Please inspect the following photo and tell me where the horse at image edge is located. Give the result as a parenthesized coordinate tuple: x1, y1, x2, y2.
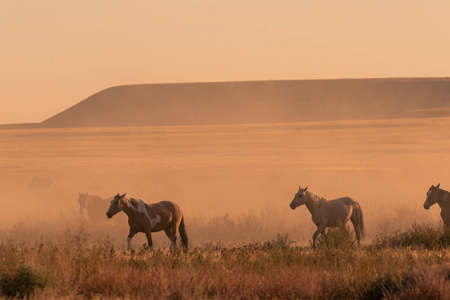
(424, 183, 450, 227)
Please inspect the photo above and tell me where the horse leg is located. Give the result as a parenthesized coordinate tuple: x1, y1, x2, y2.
(145, 230, 154, 251)
(312, 225, 327, 247)
(164, 227, 177, 250)
(441, 211, 450, 228)
(350, 218, 361, 244)
(444, 219, 450, 228)
(127, 229, 136, 251)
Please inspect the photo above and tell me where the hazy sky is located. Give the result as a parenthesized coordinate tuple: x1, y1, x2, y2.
(1, 1, 449, 124)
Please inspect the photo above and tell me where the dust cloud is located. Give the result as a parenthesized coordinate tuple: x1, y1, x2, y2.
(0, 116, 448, 248)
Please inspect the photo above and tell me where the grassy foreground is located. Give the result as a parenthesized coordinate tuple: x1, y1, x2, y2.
(1, 226, 450, 299)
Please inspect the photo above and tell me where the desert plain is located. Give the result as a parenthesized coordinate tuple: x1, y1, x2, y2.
(0, 116, 447, 245)
(1, 80, 450, 298)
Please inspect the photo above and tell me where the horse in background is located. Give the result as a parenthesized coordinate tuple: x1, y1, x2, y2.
(106, 193, 188, 251)
(290, 186, 365, 247)
(424, 183, 450, 227)
(28, 176, 56, 191)
(78, 192, 113, 222)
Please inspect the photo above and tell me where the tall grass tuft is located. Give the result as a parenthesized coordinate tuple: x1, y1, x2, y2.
(376, 223, 450, 249)
(1, 221, 450, 298)
(0, 265, 49, 299)
(315, 223, 357, 250)
(263, 233, 291, 250)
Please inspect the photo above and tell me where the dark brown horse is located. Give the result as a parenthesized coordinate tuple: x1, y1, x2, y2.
(106, 193, 188, 251)
(424, 183, 450, 227)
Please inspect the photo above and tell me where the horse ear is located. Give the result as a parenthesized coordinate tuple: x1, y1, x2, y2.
(437, 183, 440, 188)
(299, 185, 301, 189)
(121, 193, 126, 198)
(115, 193, 120, 198)
(304, 186, 308, 191)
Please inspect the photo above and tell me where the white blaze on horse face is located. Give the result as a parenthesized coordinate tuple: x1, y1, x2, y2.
(425, 190, 430, 206)
(424, 188, 438, 209)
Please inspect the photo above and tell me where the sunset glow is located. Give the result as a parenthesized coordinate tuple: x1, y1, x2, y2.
(1, 1, 449, 123)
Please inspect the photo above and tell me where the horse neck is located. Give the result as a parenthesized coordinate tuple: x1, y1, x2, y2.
(86, 195, 97, 204)
(304, 191, 327, 216)
(437, 189, 450, 208)
(120, 199, 135, 218)
(85, 195, 103, 209)
(90, 195, 103, 201)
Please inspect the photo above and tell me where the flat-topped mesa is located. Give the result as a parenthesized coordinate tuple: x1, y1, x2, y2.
(40, 78, 450, 128)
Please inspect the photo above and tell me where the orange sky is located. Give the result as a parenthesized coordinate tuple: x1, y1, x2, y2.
(1, 1, 449, 124)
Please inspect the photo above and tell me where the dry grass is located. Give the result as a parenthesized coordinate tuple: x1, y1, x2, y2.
(1, 223, 450, 299)
(1, 119, 450, 298)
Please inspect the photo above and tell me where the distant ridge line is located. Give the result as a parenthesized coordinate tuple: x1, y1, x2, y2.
(5, 78, 450, 129)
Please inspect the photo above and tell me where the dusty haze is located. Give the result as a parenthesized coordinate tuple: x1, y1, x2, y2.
(1, 110, 448, 247)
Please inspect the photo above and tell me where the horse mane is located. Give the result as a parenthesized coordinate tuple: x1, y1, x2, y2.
(305, 190, 328, 205)
(439, 188, 450, 204)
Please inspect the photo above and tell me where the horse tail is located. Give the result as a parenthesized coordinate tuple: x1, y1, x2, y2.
(179, 217, 189, 251)
(354, 203, 365, 240)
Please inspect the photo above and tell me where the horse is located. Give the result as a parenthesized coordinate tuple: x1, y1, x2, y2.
(78, 192, 113, 221)
(424, 183, 450, 227)
(106, 193, 188, 251)
(28, 176, 56, 191)
(289, 186, 365, 247)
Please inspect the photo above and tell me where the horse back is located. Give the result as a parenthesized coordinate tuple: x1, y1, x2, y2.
(152, 201, 182, 217)
(327, 196, 358, 207)
(147, 201, 183, 231)
(324, 197, 359, 226)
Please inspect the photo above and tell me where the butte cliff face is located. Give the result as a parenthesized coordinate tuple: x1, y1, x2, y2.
(39, 78, 450, 128)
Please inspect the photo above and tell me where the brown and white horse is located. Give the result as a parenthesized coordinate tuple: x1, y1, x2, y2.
(290, 186, 365, 247)
(106, 193, 188, 251)
(78, 192, 113, 221)
(424, 183, 450, 227)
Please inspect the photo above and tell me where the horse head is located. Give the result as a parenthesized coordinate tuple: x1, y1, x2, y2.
(78, 192, 88, 215)
(424, 183, 440, 209)
(290, 186, 308, 210)
(106, 193, 127, 218)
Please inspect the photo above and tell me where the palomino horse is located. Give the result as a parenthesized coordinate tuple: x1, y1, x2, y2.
(290, 186, 365, 247)
(78, 192, 113, 221)
(424, 183, 450, 227)
(106, 193, 188, 251)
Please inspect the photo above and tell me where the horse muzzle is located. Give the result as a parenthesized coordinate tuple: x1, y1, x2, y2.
(424, 204, 430, 210)
(106, 212, 113, 218)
